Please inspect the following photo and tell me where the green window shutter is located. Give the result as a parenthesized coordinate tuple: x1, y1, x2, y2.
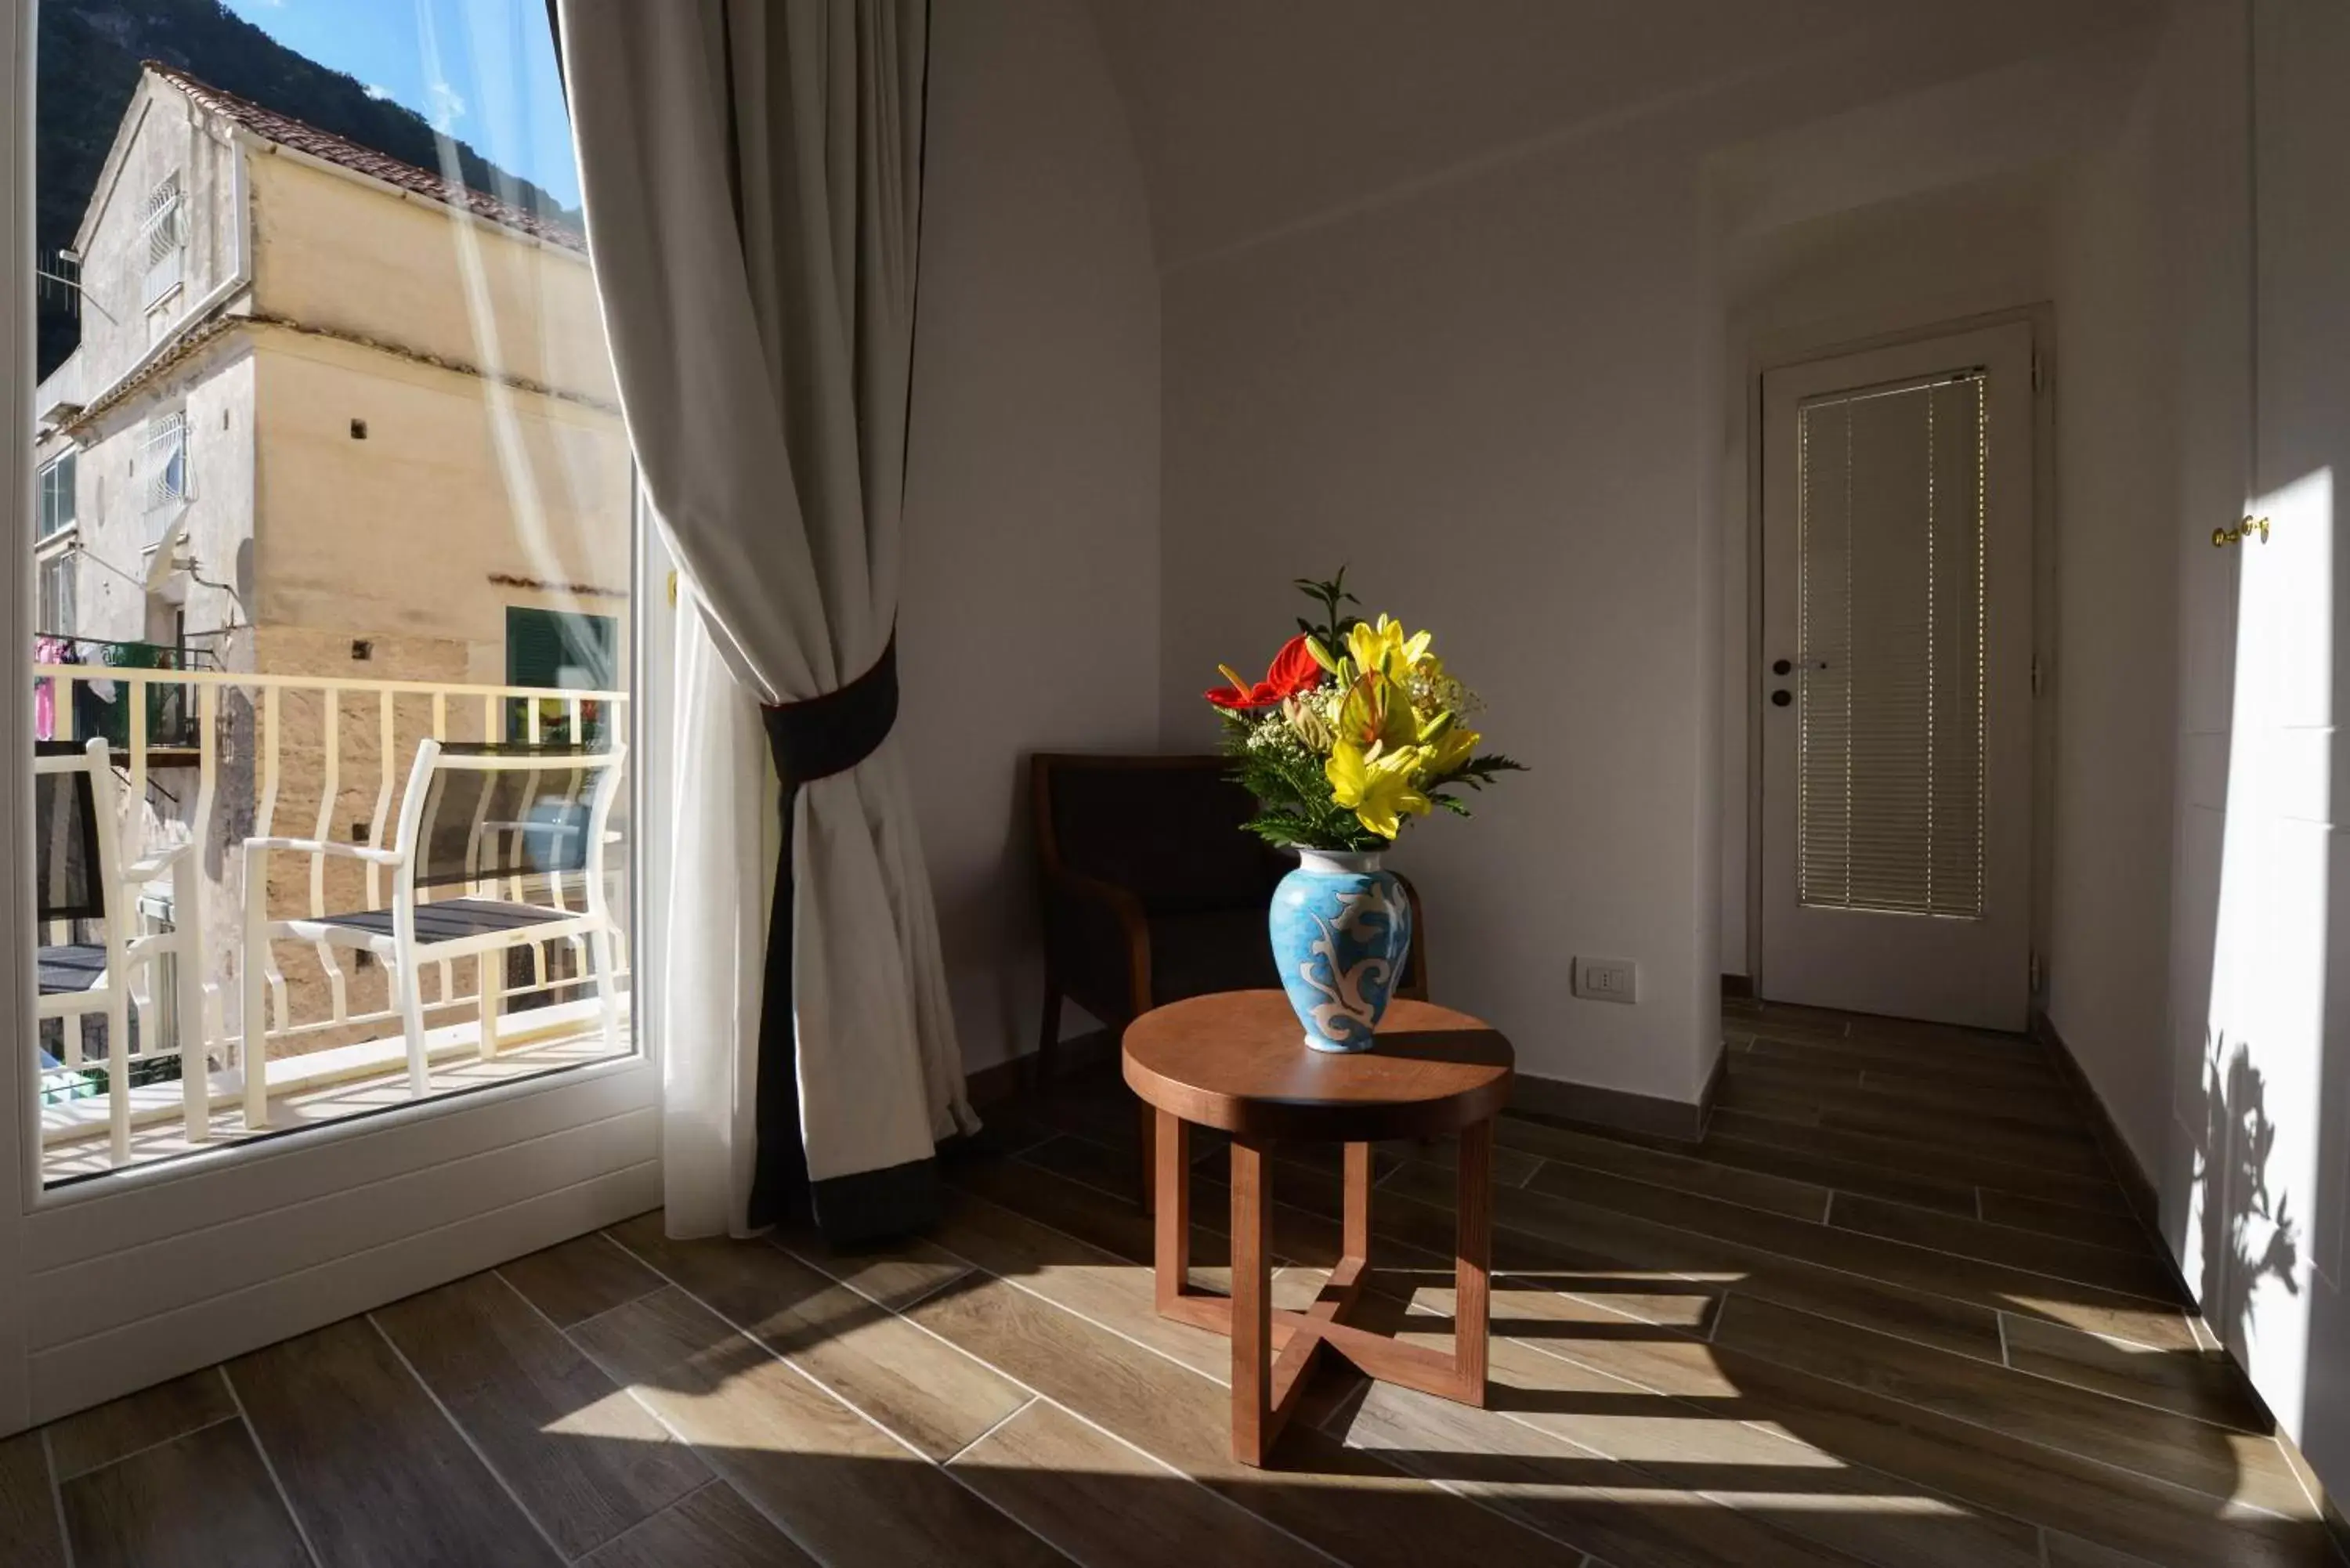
(504, 608, 619, 744)
(505, 607, 616, 689)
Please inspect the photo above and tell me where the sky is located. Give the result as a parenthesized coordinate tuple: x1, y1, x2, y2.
(220, 0, 580, 208)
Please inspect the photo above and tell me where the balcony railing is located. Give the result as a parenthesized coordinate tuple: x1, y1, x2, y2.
(33, 661, 633, 1173)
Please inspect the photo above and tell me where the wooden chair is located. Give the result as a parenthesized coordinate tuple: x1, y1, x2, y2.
(1030, 752, 1429, 1210)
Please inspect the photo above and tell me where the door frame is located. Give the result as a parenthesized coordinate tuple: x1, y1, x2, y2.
(2, 0, 34, 1435)
(1740, 305, 2058, 1021)
(0, 0, 667, 1433)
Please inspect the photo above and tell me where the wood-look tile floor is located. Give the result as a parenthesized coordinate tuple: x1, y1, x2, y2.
(8, 999, 2345, 1567)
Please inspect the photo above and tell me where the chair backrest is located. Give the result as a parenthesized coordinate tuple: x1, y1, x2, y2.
(1032, 753, 1280, 912)
(33, 738, 112, 924)
(391, 739, 627, 898)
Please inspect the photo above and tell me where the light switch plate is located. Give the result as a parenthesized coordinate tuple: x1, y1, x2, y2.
(1574, 956, 1639, 1004)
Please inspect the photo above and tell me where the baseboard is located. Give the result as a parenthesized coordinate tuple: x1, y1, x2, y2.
(1721, 974, 1755, 999)
(980, 1022, 1730, 1147)
(964, 1056, 1023, 1111)
(2029, 1010, 2163, 1237)
(1510, 1041, 1725, 1143)
(2031, 1010, 2350, 1552)
(966, 1028, 1119, 1111)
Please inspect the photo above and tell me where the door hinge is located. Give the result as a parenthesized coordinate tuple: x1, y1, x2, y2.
(2031, 654, 2044, 696)
(2032, 351, 2047, 394)
(2029, 950, 2045, 995)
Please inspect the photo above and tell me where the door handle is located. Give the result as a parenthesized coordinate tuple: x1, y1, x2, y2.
(2214, 515, 2271, 547)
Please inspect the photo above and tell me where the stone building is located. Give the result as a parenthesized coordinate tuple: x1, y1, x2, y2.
(30, 64, 631, 1061)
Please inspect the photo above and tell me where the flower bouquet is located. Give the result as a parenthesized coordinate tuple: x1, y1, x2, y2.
(1208, 570, 1522, 1051)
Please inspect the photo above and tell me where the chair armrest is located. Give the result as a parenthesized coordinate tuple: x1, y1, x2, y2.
(1040, 869, 1152, 1022)
(122, 840, 196, 881)
(243, 837, 407, 867)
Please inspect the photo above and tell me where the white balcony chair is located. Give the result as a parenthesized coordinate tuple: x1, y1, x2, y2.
(240, 739, 628, 1128)
(37, 737, 208, 1163)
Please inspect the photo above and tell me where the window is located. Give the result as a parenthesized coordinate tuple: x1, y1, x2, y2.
(24, 9, 642, 1189)
(506, 607, 619, 744)
(143, 410, 187, 517)
(142, 171, 183, 305)
(1795, 373, 1987, 919)
(37, 551, 75, 635)
(35, 452, 74, 540)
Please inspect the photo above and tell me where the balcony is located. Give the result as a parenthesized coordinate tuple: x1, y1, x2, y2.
(33, 659, 634, 1185)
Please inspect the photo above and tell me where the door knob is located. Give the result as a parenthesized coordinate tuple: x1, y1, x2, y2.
(1772, 658, 1792, 677)
(1770, 690, 1791, 707)
(2214, 515, 2271, 547)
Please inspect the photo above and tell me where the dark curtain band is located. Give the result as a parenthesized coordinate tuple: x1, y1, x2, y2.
(749, 637, 935, 1241)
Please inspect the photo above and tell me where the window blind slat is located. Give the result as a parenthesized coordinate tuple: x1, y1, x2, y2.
(1795, 374, 1987, 919)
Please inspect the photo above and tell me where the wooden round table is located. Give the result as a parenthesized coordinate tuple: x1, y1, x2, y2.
(1122, 990, 1514, 1466)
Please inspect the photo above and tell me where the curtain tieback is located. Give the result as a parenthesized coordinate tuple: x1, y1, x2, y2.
(750, 636, 915, 1239)
(762, 635, 899, 783)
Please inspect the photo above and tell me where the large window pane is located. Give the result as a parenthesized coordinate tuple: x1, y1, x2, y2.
(30, 0, 634, 1181)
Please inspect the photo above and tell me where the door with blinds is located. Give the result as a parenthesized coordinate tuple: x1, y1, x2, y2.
(1759, 322, 2036, 1031)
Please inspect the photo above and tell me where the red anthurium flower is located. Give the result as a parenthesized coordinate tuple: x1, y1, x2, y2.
(1206, 634, 1326, 710)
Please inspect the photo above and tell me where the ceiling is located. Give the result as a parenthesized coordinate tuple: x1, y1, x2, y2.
(1084, 0, 2164, 269)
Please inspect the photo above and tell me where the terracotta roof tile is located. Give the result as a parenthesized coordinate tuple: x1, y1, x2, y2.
(143, 62, 584, 252)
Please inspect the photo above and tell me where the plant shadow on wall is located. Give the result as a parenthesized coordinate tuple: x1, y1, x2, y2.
(2196, 1031, 2303, 1360)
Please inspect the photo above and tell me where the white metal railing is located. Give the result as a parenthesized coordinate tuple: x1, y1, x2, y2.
(34, 663, 632, 1168)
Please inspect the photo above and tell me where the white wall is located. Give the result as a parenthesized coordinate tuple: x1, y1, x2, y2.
(898, 0, 1160, 1074)
(2039, 0, 2350, 1496)
(1155, 30, 2147, 1107)
(2045, 62, 2178, 1174)
(1159, 123, 1721, 1104)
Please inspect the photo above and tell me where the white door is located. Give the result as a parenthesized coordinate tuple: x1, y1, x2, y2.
(1758, 323, 2037, 1031)
(0, 0, 667, 1433)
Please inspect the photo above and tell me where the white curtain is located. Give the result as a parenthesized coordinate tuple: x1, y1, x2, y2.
(557, 0, 972, 1238)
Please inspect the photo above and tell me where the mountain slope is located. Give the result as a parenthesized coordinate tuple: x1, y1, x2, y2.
(35, 0, 578, 379)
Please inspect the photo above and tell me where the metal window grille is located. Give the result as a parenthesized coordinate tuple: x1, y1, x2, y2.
(144, 412, 188, 515)
(143, 172, 183, 305)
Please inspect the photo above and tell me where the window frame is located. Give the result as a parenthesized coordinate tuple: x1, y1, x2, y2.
(33, 448, 70, 540)
(0, 0, 667, 1431)
(33, 542, 71, 635)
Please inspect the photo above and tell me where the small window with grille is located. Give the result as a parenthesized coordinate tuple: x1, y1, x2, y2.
(143, 411, 188, 517)
(143, 171, 183, 305)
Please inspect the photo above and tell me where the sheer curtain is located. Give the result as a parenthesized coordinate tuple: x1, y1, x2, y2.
(555, 0, 971, 1241)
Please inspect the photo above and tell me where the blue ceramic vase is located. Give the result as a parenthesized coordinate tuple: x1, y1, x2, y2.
(1269, 850, 1413, 1053)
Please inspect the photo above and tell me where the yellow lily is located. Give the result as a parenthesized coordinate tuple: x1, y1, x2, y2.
(1327, 739, 1434, 840)
(1421, 721, 1480, 779)
(1346, 615, 1434, 686)
(1338, 669, 1419, 752)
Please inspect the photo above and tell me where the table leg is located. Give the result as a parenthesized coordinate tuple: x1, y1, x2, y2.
(1154, 1110, 1190, 1314)
(1455, 1116, 1493, 1407)
(1231, 1137, 1272, 1465)
(1139, 1100, 1157, 1217)
(1343, 1141, 1372, 1263)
